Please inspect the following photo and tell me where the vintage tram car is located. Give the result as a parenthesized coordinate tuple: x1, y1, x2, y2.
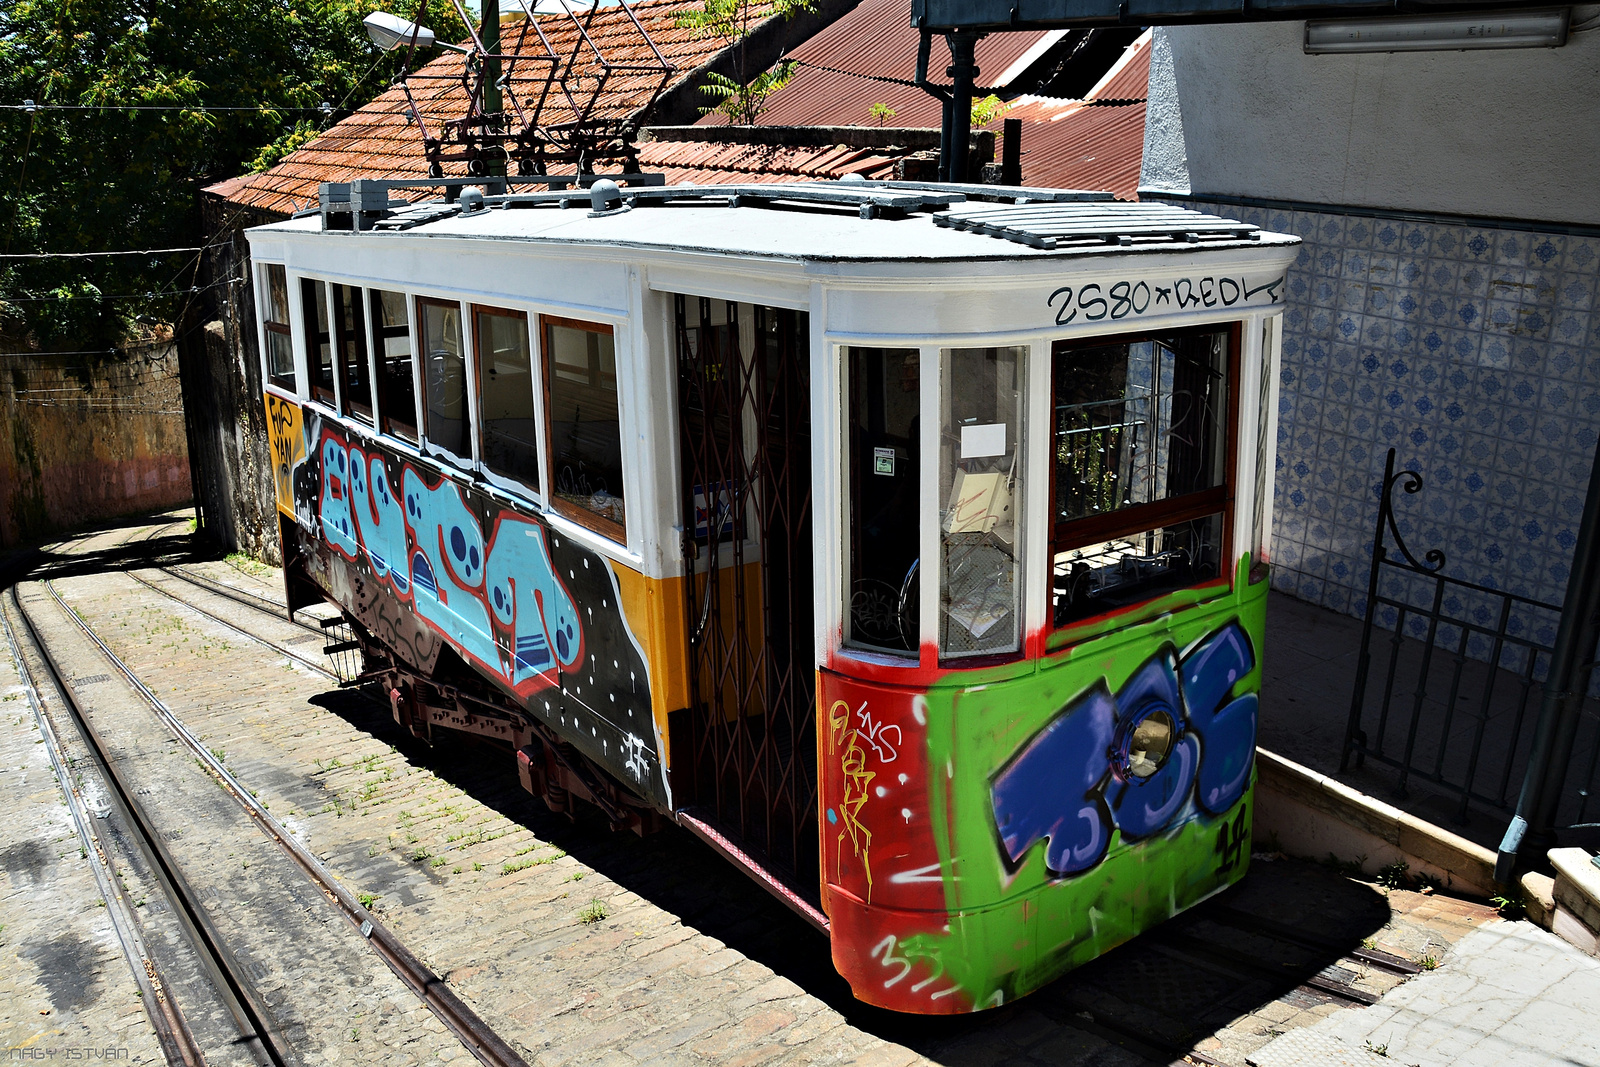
(249, 178, 1297, 1013)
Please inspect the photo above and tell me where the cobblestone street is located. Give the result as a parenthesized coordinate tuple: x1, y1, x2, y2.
(1, 515, 1513, 1066)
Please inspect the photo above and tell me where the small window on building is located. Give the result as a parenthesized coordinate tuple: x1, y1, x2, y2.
(1051, 327, 1234, 629)
(332, 284, 372, 424)
(543, 317, 625, 539)
(844, 346, 920, 656)
(939, 345, 1024, 659)
(370, 289, 417, 442)
(475, 306, 538, 491)
(418, 297, 470, 461)
(301, 279, 334, 407)
(261, 264, 294, 392)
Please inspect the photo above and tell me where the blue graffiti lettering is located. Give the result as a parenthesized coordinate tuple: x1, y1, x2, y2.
(989, 621, 1258, 877)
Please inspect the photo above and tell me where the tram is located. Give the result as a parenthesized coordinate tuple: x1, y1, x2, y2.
(248, 177, 1298, 1013)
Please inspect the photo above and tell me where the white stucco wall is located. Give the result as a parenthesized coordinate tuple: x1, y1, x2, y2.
(1141, 12, 1600, 224)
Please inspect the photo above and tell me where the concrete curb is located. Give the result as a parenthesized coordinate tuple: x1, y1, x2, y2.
(1253, 747, 1499, 898)
(1550, 847, 1600, 956)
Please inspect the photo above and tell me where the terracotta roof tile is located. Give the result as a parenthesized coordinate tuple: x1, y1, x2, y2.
(207, 0, 767, 215)
(634, 137, 903, 183)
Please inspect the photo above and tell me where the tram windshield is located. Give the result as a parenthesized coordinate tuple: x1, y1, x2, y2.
(845, 347, 921, 655)
(938, 346, 1024, 659)
(1051, 327, 1232, 628)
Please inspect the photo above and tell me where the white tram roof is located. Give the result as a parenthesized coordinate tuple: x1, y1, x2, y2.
(256, 181, 1299, 266)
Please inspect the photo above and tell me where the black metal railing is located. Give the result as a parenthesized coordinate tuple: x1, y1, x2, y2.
(1342, 449, 1600, 828)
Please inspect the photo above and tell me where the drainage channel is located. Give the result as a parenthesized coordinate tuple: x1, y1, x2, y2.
(29, 576, 530, 1067)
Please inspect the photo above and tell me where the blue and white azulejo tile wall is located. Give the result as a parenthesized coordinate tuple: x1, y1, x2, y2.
(1169, 199, 1600, 626)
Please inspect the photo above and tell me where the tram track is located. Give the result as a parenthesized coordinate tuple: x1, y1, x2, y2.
(126, 539, 1418, 1065)
(8, 569, 531, 1067)
(13, 517, 1459, 1067)
(4, 586, 292, 1067)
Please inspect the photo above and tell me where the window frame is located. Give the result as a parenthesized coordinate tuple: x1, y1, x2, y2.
(259, 263, 296, 394)
(472, 303, 544, 501)
(369, 286, 421, 442)
(301, 278, 336, 409)
(414, 295, 476, 471)
(1046, 322, 1242, 640)
(330, 282, 374, 424)
(541, 313, 625, 543)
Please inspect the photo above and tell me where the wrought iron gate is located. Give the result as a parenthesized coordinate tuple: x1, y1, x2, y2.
(1342, 449, 1600, 829)
(674, 296, 818, 897)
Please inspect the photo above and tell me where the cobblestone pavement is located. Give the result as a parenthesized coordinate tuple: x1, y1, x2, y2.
(1, 515, 1524, 1066)
(0, 526, 163, 1063)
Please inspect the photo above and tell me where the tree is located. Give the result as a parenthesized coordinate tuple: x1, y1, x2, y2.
(676, 0, 815, 126)
(0, 0, 468, 351)
(868, 102, 895, 127)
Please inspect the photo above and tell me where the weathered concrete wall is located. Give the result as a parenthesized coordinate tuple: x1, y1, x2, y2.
(183, 196, 283, 565)
(1141, 16, 1600, 224)
(0, 344, 191, 548)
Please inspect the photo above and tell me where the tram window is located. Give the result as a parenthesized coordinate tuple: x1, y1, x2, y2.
(543, 317, 625, 539)
(1051, 328, 1232, 629)
(418, 298, 470, 461)
(370, 289, 417, 442)
(475, 306, 539, 491)
(260, 265, 294, 392)
(301, 279, 334, 406)
(332, 284, 372, 424)
(844, 346, 920, 656)
(939, 346, 1024, 659)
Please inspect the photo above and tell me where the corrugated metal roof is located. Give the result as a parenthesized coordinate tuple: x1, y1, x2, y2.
(700, 0, 1051, 130)
(635, 138, 903, 183)
(985, 33, 1150, 199)
(1084, 29, 1151, 102)
(207, 0, 772, 216)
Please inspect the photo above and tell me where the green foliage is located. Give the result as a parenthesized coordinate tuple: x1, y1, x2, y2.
(1490, 889, 1527, 921)
(248, 119, 321, 173)
(868, 102, 895, 127)
(970, 93, 1010, 128)
(577, 898, 608, 924)
(1376, 860, 1410, 889)
(0, 0, 469, 349)
(677, 0, 815, 126)
(696, 63, 796, 126)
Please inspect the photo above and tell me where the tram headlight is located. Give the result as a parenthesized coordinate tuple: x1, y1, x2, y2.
(1123, 709, 1176, 779)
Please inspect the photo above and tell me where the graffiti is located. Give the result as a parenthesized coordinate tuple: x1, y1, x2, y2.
(622, 733, 649, 783)
(1215, 806, 1249, 873)
(1047, 273, 1285, 326)
(830, 699, 877, 901)
(854, 702, 901, 763)
(276, 414, 666, 807)
(264, 394, 304, 518)
(990, 620, 1258, 879)
(870, 936, 961, 999)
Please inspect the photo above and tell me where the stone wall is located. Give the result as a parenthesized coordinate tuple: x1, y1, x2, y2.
(0, 344, 192, 548)
(182, 196, 283, 564)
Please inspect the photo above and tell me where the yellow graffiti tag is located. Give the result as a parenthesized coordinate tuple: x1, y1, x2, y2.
(264, 394, 303, 518)
(831, 699, 875, 902)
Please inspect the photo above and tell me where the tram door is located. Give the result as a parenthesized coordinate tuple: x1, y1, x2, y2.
(674, 296, 818, 898)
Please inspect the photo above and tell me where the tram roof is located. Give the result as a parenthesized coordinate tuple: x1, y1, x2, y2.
(256, 181, 1299, 266)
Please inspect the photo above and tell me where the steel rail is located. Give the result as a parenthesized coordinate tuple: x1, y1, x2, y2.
(124, 570, 336, 678)
(8, 586, 291, 1066)
(39, 577, 531, 1067)
(0, 598, 208, 1066)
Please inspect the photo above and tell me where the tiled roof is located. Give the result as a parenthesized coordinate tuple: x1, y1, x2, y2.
(988, 32, 1151, 199)
(635, 138, 903, 183)
(701, 0, 1051, 130)
(207, 0, 771, 216)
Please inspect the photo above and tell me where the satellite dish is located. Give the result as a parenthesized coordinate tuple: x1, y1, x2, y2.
(364, 11, 437, 51)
